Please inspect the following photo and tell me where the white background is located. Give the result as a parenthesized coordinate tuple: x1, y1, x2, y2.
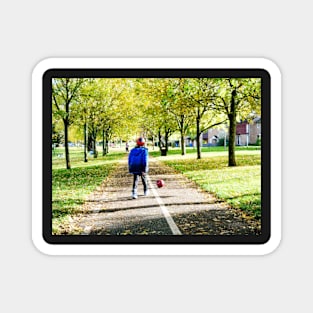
(1, 0, 311, 312)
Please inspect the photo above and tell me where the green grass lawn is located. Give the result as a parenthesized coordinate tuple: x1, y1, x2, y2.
(52, 145, 261, 234)
(155, 149, 261, 219)
(52, 148, 125, 234)
(149, 145, 260, 158)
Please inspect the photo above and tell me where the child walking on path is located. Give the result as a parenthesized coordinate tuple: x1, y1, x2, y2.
(128, 137, 149, 199)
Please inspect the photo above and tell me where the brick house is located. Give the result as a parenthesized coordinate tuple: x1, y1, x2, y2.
(202, 128, 226, 146)
(201, 117, 261, 146)
(236, 117, 261, 146)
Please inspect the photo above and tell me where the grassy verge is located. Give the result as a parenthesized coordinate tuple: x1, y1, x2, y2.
(158, 152, 261, 219)
(52, 149, 125, 234)
(149, 145, 260, 158)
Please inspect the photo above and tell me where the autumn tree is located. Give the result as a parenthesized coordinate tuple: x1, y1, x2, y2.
(185, 78, 227, 159)
(81, 79, 123, 157)
(214, 78, 261, 166)
(52, 78, 86, 169)
(98, 78, 140, 155)
(166, 78, 195, 155)
(137, 78, 177, 155)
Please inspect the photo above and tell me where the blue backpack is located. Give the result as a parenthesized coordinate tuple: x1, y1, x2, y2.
(128, 147, 149, 174)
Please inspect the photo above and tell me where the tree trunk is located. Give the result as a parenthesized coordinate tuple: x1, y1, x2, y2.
(105, 133, 109, 154)
(102, 130, 106, 156)
(196, 116, 201, 159)
(84, 123, 88, 162)
(93, 144, 97, 158)
(165, 129, 170, 152)
(158, 130, 162, 151)
(88, 134, 93, 152)
(181, 132, 186, 155)
(179, 115, 186, 156)
(92, 129, 97, 158)
(103, 131, 108, 155)
(64, 118, 71, 169)
(228, 91, 237, 166)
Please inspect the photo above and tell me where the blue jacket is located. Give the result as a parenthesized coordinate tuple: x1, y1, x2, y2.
(128, 146, 149, 174)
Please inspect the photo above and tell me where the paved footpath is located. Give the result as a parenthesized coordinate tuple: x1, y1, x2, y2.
(73, 157, 260, 235)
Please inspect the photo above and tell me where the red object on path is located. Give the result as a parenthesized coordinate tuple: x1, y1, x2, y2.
(156, 179, 165, 188)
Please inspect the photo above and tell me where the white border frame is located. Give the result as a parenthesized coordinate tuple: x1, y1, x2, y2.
(32, 58, 281, 255)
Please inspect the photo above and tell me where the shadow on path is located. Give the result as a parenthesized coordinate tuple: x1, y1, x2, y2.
(71, 157, 261, 236)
